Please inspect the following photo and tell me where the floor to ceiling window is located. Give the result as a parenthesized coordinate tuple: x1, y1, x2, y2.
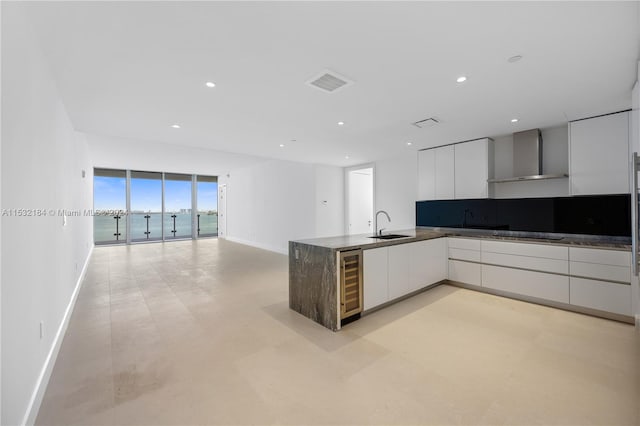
(130, 171, 163, 242)
(93, 168, 218, 245)
(164, 173, 193, 240)
(197, 175, 218, 237)
(94, 168, 127, 244)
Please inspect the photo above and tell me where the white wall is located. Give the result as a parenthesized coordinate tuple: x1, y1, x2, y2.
(314, 165, 344, 238)
(492, 125, 570, 198)
(1, 3, 93, 425)
(374, 151, 418, 231)
(225, 159, 344, 253)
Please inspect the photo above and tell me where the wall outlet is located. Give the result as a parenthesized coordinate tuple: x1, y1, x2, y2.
(39, 321, 44, 339)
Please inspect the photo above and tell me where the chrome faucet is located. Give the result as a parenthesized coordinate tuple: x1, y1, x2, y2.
(374, 210, 391, 236)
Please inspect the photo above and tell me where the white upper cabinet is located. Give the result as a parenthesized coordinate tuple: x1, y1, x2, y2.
(418, 139, 491, 201)
(569, 111, 630, 195)
(418, 145, 454, 201)
(417, 148, 436, 200)
(434, 145, 455, 200)
(455, 138, 492, 199)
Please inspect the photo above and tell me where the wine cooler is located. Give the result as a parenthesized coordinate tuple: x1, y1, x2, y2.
(340, 249, 363, 319)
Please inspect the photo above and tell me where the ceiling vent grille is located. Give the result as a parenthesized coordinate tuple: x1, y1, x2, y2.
(412, 117, 440, 128)
(306, 70, 353, 93)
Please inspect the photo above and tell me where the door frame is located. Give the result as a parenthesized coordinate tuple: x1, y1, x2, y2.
(218, 183, 227, 238)
(344, 163, 376, 235)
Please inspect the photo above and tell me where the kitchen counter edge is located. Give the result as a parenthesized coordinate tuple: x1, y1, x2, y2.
(291, 228, 631, 252)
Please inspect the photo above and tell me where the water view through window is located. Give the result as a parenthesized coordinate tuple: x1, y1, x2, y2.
(93, 169, 218, 245)
(197, 175, 218, 237)
(164, 173, 192, 239)
(131, 171, 162, 241)
(94, 169, 127, 244)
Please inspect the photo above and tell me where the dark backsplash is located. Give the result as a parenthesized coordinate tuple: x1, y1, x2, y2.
(416, 194, 631, 237)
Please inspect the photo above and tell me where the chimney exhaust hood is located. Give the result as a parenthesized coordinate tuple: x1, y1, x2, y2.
(488, 128, 568, 183)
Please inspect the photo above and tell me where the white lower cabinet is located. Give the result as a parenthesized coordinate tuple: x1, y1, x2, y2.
(449, 259, 481, 286)
(481, 264, 570, 303)
(448, 237, 481, 251)
(570, 262, 630, 283)
(363, 238, 448, 311)
(481, 240, 569, 274)
(482, 251, 568, 275)
(409, 238, 447, 292)
(479, 240, 570, 303)
(363, 247, 388, 310)
(569, 277, 631, 316)
(447, 237, 481, 286)
(366, 237, 631, 319)
(388, 244, 412, 300)
(569, 247, 631, 283)
(568, 247, 632, 316)
(481, 240, 568, 260)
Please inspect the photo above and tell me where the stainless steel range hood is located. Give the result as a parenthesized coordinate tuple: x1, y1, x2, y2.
(488, 128, 568, 183)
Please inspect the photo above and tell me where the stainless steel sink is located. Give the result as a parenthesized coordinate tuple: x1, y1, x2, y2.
(368, 234, 410, 240)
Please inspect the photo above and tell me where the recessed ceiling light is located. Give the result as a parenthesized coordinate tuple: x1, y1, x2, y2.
(456, 76, 467, 83)
(511, 118, 519, 123)
(407, 142, 413, 146)
(338, 121, 345, 126)
(345, 155, 350, 159)
(171, 124, 181, 129)
(205, 81, 216, 88)
(508, 55, 523, 63)
(279, 144, 285, 148)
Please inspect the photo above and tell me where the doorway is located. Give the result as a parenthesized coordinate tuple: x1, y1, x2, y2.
(196, 175, 219, 237)
(346, 165, 374, 235)
(218, 184, 227, 238)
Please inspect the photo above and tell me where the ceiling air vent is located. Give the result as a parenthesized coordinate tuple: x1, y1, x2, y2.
(412, 118, 440, 128)
(306, 70, 353, 93)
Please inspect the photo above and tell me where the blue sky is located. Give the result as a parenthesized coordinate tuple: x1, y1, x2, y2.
(94, 176, 217, 212)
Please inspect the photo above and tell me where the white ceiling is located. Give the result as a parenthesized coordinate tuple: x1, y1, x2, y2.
(24, 1, 640, 167)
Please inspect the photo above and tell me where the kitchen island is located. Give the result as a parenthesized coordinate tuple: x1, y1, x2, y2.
(289, 228, 634, 331)
(289, 229, 446, 331)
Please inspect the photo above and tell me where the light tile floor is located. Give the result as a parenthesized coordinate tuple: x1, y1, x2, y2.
(36, 239, 640, 425)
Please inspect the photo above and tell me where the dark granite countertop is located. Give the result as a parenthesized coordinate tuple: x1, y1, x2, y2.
(292, 227, 631, 251)
(293, 229, 444, 251)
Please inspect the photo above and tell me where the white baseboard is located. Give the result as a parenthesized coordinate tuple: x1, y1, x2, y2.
(23, 246, 94, 426)
(224, 236, 288, 255)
